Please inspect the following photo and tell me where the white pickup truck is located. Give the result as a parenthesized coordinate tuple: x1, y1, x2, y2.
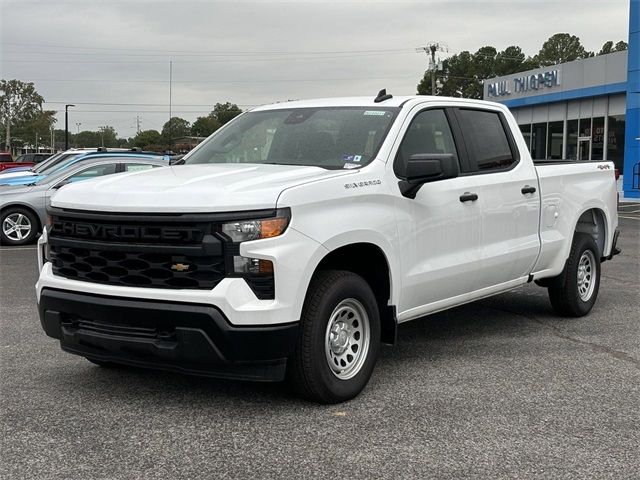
(36, 92, 620, 403)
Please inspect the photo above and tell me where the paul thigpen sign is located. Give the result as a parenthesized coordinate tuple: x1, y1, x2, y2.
(487, 70, 561, 97)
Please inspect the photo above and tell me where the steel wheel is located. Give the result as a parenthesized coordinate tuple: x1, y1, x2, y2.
(324, 298, 370, 380)
(2, 213, 32, 242)
(577, 250, 596, 301)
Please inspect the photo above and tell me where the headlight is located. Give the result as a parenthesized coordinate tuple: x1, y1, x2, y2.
(221, 210, 290, 243)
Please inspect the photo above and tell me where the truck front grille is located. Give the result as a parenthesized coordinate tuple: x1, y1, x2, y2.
(50, 246, 225, 289)
(47, 209, 277, 298)
(48, 211, 227, 291)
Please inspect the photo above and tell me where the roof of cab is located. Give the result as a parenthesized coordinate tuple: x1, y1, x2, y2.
(251, 96, 419, 111)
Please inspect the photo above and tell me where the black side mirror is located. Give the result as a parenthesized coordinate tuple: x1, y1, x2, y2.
(399, 153, 459, 199)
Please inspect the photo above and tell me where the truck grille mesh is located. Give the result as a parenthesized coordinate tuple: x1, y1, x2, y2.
(50, 246, 225, 289)
(49, 214, 226, 290)
(47, 211, 276, 298)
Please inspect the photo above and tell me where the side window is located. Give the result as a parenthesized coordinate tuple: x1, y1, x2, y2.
(394, 109, 458, 178)
(64, 163, 117, 183)
(456, 109, 516, 172)
(124, 163, 157, 172)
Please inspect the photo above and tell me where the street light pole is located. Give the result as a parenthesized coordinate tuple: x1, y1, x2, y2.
(64, 104, 75, 150)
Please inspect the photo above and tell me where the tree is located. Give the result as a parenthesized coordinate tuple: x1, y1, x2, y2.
(191, 115, 221, 137)
(615, 41, 628, 51)
(598, 40, 628, 55)
(13, 110, 57, 148)
(131, 129, 162, 149)
(535, 33, 592, 66)
(161, 116, 191, 140)
(418, 45, 537, 99)
(97, 126, 118, 147)
(0, 79, 45, 151)
(211, 102, 242, 125)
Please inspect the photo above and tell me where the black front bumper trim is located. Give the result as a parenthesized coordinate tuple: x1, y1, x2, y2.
(39, 288, 299, 382)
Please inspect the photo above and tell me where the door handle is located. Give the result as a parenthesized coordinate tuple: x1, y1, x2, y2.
(459, 192, 478, 202)
(521, 185, 537, 195)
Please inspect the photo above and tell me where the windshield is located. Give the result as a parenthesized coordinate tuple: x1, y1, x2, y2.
(33, 152, 82, 174)
(184, 107, 399, 169)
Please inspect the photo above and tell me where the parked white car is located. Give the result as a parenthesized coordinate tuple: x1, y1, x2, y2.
(36, 93, 619, 403)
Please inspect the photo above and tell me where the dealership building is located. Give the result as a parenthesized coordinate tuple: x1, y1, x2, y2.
(483, 2, 639, 199)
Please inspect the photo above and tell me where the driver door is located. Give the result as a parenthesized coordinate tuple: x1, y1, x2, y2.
(393, 107, 484, 320)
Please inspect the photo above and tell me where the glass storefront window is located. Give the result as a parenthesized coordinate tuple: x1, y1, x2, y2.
(566, 119, 579, 160)
(591, 117, 604, 160)
(607, 115, 626, 173)
(519, 124, 531, 151)
(531, 123, 547, 160)
(547, 121, 563, 159)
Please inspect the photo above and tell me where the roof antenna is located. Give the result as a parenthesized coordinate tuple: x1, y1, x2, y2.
(374, 88, 393, 103)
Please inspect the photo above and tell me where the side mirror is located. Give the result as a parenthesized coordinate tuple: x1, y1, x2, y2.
(399, 153, 459, 199)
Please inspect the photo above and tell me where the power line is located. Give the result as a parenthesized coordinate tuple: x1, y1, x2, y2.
(0, 41, 414, 56)
(1, 51, 416, 64)
(14, 75, 419, 84)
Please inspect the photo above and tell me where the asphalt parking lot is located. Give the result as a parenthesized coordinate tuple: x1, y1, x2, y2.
(1, 216, 638, 480)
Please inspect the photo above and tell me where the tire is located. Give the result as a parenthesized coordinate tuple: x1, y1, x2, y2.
(0, 207, 39, 246)
(548, 233, 601, 317)
(288, 270, 381, 403)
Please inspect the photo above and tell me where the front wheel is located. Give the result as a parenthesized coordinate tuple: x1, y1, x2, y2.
(288, 270, 381, 403)
(548, 233, 601, 317)
(1, 207, 39, 246)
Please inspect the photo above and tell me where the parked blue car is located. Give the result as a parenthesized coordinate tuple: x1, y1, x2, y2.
(0, 150, 170, 186)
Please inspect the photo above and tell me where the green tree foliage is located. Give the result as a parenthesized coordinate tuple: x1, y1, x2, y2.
(0, 79, 45, 151)
(13, 110, 57, 147)
(598, 40, 628, 55)
(131, 129, 162, 149)
(161, 116, 191, 140)
(211, 102, 242, 125)
(418, 46, 537, 99)
(534, 33, 592, 66)
(416, 33, 626, 100)
(191, 115, 221, 137)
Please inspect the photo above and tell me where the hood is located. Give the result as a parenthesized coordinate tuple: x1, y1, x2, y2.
(0, 172, 46, 186)
(52, 163, 355, 213)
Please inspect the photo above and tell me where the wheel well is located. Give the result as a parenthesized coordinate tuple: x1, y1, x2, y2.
(575, 208, 606, 258)
(0, 204, 42, 232)
(314, 243, 397, 345)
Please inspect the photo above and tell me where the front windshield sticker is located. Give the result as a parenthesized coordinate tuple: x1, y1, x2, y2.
(363, 111, 387, 116)
(342, 154, 362, 162)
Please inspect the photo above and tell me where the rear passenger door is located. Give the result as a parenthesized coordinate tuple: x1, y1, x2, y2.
(451, 107, 540, 289)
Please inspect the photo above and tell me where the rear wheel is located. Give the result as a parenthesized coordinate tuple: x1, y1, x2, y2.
(1, 207, 39, 246)
(288, 270, 380, 403)
(548, 233, 601, 317)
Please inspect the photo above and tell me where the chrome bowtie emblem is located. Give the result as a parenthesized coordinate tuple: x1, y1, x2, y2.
(171, 263, 190, 272)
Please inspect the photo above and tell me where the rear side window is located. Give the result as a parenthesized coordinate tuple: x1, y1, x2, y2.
(124, 163, 157, 172)
(394, 109, 458, 178)
(456, 109, 516, 172)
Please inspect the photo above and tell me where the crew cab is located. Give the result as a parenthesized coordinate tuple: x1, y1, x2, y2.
(36, 93, 620, 403)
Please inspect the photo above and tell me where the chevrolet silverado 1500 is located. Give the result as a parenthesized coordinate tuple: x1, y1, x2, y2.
(36, 92, 620, 403)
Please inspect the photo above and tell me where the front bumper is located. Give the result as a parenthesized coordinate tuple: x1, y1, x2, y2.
(39, 288, 299, 381)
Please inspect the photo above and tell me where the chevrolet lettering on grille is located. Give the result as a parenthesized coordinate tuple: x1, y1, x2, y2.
(55, 221, 201, 242)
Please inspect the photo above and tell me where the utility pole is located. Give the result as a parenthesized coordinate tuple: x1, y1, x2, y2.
(98, 126, 105, 147)
(136, 116, 141, 134)
(64, 104, 75, 150)
(75, 122, 81, 148)
(168, 60, 173, 146)
(416, 43, 448, 95)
